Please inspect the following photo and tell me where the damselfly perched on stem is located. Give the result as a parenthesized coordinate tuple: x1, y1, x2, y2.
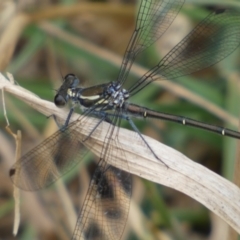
(10, 0, 240, 239)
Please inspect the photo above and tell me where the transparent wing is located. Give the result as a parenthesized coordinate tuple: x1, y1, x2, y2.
(9, 113, 102, 191)
(72, 112, 131, 240)
(129, 8, 240, 95)
(117, 0, 185, 85)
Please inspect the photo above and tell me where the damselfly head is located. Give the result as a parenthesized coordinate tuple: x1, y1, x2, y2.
(54, 94, 67, 107)
(64, 73, 79, 88)
(54, 74, 80, 107)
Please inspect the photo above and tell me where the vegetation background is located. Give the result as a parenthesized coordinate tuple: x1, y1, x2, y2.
(0, 0, 240, 239)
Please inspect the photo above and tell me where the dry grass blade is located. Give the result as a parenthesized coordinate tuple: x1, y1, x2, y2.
(1, 73, 240, 234)
(0, 13, 29, 70)
(2, 86, 22, 236)
(28, 2, 134, 23)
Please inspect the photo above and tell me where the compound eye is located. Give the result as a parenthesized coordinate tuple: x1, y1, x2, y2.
(54, 94, 66, 107)
(64, 73, 79, 87)
(65, 73, 75, 81)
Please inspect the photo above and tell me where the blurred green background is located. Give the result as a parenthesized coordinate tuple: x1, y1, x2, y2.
(0, 0, 240, 239)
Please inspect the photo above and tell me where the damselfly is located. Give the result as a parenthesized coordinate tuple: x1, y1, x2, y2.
(10, 0, 240, 239)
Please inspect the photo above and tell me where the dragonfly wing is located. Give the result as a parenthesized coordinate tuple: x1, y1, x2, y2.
(117, 0, 185, 84)
(9, 114, 102, 191)
(72, 116, 132, 240)
(130, 8, 240, 95)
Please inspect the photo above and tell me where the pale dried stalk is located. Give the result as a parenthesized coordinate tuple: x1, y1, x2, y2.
(2, 86, 21, 235)
(1, 73, 240, 233)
